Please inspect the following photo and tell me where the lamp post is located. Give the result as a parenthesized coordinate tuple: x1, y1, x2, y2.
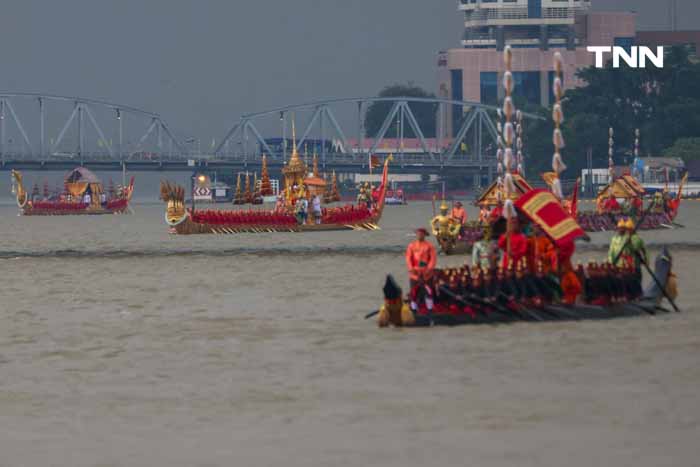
(191, 173, 206, 213)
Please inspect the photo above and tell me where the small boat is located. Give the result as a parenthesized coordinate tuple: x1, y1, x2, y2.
(576, 174, 684, 232)
(384, 186, 407, 206)
(373, 248, 676, 327)
(11, 168, 135, 216)
(432, 175, 532, 255)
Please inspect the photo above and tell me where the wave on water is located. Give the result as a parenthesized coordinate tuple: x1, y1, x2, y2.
(1, 240, 700, 260)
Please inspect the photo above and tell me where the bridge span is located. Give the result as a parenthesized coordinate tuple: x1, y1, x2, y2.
(0, 93, 543, 182)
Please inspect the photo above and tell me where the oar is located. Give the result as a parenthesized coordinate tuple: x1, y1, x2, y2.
(438, 286, 515, 322)
(493, 291, 547, 321)
(364, 310, 380, 319)
(635, 251, 680, 313)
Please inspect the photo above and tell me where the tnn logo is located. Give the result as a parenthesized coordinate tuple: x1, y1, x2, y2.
(587, 46, 664, 69)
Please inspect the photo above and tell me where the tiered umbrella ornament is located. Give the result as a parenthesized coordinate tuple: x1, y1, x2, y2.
(608, 127, 615, 182)
(502, 45, 517, 221)
(551, 52, 567, 200)
(516, 110, 524, 175)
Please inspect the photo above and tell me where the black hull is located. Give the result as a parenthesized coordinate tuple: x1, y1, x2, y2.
(410, 301, 662, 327)
(377, 247, 674, 328)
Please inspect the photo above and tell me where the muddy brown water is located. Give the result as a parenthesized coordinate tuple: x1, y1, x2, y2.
(0, 191, 699, 466)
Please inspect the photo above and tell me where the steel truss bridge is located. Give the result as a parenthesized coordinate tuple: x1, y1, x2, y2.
(0, 93, 542, 176)
(0, 92, 183, 164)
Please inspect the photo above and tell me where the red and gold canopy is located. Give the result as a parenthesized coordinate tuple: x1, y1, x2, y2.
(515, 189, 586, 247)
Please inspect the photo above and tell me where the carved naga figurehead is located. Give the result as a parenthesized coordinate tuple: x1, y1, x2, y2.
(160, 180, 187, 226)
(11, 170, 28, 208)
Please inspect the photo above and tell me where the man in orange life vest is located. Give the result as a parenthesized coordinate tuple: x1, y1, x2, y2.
(405, 228, 437, 313)
(450, 201, 467, 226)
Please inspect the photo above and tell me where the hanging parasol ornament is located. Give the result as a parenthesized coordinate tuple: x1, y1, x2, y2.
(502, 46, 517, 206)
(551, 52, 566, 200)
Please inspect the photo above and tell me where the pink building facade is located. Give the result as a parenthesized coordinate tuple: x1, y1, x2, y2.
(437, 2, 636, 138)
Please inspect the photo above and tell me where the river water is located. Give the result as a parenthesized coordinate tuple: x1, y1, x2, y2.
(0, 173, 699, 466)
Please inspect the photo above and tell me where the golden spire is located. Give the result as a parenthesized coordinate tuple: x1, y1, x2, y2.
(331, 170, 340, 202)
(260, 154, 272, 196)
(244, 172, 251, 203)
(284, 114, 306, 175)
(233, 173, 243, 204)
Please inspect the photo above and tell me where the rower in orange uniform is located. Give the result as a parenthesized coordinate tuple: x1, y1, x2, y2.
(557, 238, 582, 305)
(497, 219, 528, 269)
(450, 201, 467, 226)
(527, 225, 556, 274)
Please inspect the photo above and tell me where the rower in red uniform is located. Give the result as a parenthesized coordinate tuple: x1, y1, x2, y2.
(497, 219, 528, 269)
(489, 201, 504, 222)
(602, 193, 621, 213)
(630, 196, 643, 215)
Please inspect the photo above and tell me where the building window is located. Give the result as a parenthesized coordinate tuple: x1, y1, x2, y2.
(452, 70, 464, 135)
(513, 71, 541, 105)
(528, 0, 542, 19)
(480, 72, 498, 106)
(614, 37, 634, 54)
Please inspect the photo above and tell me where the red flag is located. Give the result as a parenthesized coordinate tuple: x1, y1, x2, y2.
(515, 189, 586, 247)
(569, 178, 579, 218)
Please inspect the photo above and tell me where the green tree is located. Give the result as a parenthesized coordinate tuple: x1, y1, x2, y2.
(364, 83, 437, 138)
(524, 46, 700, 179)
(663, 137, 700, 163)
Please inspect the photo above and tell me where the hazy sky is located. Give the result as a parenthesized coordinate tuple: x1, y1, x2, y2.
(0, 0, 697, 143)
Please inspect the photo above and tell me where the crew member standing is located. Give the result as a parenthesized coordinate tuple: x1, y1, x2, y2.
(497, 219, 528, 269)
(472, 225, 498, 271)
(602, 193, 621, 214)
(557, 237, 581, 304)
(608, 219, 630, 267)
(405, 228, 437, 313)
(479, 205, 489, 224)
(312, 194, 322, 224)
(451, 201, 467, 226)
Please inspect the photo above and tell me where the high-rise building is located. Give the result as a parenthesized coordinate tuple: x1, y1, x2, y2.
(437, 0, 636, 137)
